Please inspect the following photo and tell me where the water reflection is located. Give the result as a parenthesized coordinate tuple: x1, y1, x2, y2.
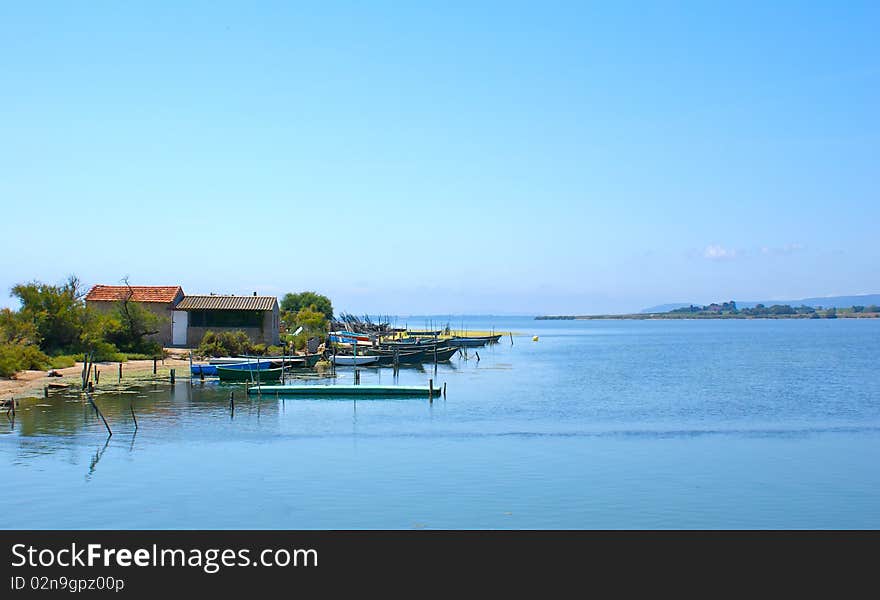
(86, 437, 110, 481)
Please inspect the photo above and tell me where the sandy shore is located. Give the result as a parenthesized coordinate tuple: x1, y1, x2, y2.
(1, 350, 192, 400)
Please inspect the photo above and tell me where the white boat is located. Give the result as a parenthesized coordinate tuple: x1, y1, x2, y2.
(330, 355, 380, 366)
(208, 357, 259, 365)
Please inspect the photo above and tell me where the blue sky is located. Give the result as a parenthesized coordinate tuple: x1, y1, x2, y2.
(1, 1, 877, 314)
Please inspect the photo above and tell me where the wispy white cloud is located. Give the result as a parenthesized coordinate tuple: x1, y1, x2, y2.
(760, 243, 805, 256)
(703, 244, 738, 261)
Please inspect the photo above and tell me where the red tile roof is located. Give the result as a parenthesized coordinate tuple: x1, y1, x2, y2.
(85, 285, 183, 304)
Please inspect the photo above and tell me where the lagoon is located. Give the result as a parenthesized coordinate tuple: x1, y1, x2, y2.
(2, 317, 879, 529)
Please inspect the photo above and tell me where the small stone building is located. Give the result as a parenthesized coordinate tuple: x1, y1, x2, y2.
(174, 294, 280, 347)
(85, 285, 185, 347)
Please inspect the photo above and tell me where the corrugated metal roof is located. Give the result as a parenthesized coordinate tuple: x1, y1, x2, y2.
(86, 285, 183, 304)
(175, 295, 278, 311)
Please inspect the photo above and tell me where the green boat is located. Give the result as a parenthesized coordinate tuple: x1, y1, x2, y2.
(216, 366, 285, 382)
(246, 384, 437, 397)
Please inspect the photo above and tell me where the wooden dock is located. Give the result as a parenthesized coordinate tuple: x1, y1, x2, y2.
(246, 384, 435, 398)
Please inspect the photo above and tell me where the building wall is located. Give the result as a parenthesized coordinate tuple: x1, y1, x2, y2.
(86, 300, 177, 347)
(185, 306, 280, 347)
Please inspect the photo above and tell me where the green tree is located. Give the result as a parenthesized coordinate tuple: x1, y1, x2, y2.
(0, 309, 49, 377)
(281, 292, 333, 322)
(0, 308, 39, 345)
(102, 296, 165, 354)
(11, 276, 89, 355)
(294, 305, 328, 334)
(281, 305, 328, 351)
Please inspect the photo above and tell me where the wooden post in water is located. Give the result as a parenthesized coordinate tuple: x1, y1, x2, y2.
(95, 369, 100, 385)
(443, 382, 447, 398)
(153, 357, 157, 375)
(81, 354, 88, 390)
(118, 362, 122, 383)
(88, 393, 112, 437)
(85, 356, 93, 387)
(170, 368, 175, 384)
(510, 332, 514, 346)
(429, 378, 434, 401)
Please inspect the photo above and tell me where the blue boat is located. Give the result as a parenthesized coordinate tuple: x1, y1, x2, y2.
(191, 359, 273, 377)
(191, 364, 218, 376)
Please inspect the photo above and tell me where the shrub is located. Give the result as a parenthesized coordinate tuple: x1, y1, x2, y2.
(19, 345, 50, 370)
(88, 341, 123, 362)
(197, 330, 254, 358)
(49, 355, 78, 369)
(0, 345, 20, 377)
(0, 343, 50, 378)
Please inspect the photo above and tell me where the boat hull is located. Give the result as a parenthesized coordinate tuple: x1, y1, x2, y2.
(216, 366, 284, 382)
(191, 364, 219, 376)
(330, 355, 380, 366)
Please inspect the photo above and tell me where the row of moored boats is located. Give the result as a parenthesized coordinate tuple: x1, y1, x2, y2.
(190, 330, 504, 381)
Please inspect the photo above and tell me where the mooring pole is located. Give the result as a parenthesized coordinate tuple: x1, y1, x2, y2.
(118, 362, 123, 383)
(429, 378, 434, 401)
(170, 368, 175, 385)
(130, 400, 138, 431)
(153, 357, 157, 375)
(88, 393, 112, 437)
(81, 354, 88, 390)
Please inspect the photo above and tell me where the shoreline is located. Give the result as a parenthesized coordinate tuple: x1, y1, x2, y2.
(536, 314, 880, 320)
(1, 355, 192, 402)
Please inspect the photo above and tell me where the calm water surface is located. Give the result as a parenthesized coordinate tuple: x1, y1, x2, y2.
(2, 318, 879, 529)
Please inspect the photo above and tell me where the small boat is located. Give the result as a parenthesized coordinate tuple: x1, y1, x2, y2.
(207, 357, 264, 365)
(330, 355, 380, 366)
(448, 333, 504, 346)
(191, 364, 219, 376)
(380, 339, 451, 350)
(405, 330, 443, 337)
(216, 365, 285, 382)
(368, 350, 427, 366)
(423, 346, 460, 362)
(329, 331, 372, 343)
(247, 384, 437, 398)
(211, 360, 273, 370)
(447, 337, 490, 347)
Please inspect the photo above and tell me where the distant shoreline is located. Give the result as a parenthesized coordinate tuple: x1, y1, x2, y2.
(536, 313, 880, 320)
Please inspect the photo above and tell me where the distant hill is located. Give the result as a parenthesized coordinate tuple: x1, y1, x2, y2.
(641, 294, 880, 314)
(640, 303, 693, 313)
